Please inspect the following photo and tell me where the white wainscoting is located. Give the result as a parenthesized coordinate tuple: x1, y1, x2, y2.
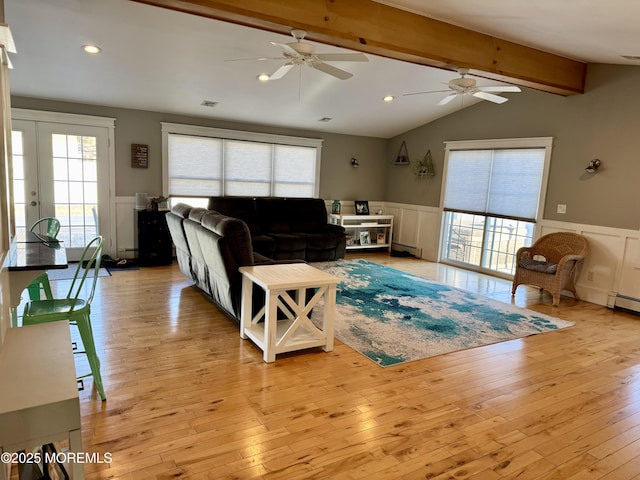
(115, 196, 136, 259)
(117, 197, 639, 309)
(384, 201, 640, 309)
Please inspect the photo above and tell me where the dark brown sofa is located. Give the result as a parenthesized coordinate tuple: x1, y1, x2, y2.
(166, 201, 329, 322)
(207, 197, 346, 261)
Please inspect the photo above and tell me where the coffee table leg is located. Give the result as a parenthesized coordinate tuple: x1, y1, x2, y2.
(264, 289, 278, 362)
(323, 284, 336, 352)
(239, 275, 253, 340)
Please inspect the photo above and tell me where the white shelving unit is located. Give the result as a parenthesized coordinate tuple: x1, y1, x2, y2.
(329, 214, 394, 252)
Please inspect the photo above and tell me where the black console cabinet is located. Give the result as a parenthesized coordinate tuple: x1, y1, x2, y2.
(136, 209, 173, 266)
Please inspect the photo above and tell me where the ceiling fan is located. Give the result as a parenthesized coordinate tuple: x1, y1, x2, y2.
(403, 68, 521, 105)
(228, 29, 369, 80)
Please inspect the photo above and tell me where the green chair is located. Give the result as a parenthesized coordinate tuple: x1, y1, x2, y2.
(27, 217, 61, 301)
(22, 236, 106, 401)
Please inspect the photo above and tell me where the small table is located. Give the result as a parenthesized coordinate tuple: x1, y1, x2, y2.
(6, 238, 67, 311)
(0, 322, 83, 480)
(239, 263, 340, 363)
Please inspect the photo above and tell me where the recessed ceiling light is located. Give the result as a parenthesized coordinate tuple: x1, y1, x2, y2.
(318, 117, 332, 122)
(201, 100, 218, 107)
(82, 44, 101, 54)
(257, 74, 270, 82)
(383, 95, 394, 102)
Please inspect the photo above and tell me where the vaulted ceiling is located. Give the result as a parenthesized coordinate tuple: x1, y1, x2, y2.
(5, 0, 637, 138)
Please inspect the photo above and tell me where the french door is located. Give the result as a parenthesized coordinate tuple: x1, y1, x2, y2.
(12, 116, 112, 261)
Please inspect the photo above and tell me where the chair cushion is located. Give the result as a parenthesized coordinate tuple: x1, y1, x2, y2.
(518, 258, 558, 274)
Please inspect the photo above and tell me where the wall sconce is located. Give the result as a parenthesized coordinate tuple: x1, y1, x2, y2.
(351, 157, 359, 168)
(585, 159, 601, 174)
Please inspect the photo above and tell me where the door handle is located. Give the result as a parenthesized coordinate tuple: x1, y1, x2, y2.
(30, 201, 37, 206)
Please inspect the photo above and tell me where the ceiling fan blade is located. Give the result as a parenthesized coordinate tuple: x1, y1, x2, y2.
(315, 53, 369, 62)
(473, 91, 509, 104)
(437, 93, 459, 105)
(312, 62, 353, 80)
(402, 89, 450, 97)
(270, 41, 299, 57)
(478, 86, 522, 92)
(269, 63, 295, 80)
(224, 56, 286, 62)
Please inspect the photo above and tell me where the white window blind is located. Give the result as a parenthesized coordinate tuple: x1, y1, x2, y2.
(162, 123, 322, 198)
(167, 134, 222, 196)
(443, 148, 546, 222)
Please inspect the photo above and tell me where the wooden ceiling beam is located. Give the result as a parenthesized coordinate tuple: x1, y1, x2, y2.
(132, 0, 586, 95)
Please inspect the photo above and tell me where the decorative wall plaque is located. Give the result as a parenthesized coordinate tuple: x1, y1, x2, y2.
(131, 144, 148, 168)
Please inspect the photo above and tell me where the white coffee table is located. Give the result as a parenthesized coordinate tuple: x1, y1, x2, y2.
(238, 263, 340, 363)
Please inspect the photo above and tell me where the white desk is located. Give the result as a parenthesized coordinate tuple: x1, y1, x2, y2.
(239, 263, 339, 363)
(0, 322, 83, 479)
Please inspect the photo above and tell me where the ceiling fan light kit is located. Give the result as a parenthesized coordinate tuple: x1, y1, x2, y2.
(229, 29, 369, 82)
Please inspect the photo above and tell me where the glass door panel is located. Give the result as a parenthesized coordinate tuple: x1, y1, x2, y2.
(12, 120, 109, 261)
(442, 211, 535, 277)
(11, 120, 39, 241)
(50, 133, 99, 251)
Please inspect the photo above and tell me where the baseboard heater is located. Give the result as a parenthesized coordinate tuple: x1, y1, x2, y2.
(390, 242, 422, 258)
(611, 293, 640, 315)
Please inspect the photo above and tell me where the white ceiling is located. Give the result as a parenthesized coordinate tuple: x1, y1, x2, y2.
(5, 0, 639, 139)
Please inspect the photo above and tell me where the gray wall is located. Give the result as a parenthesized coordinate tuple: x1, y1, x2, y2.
(10, 96, 388, 201)
(385, 64, 640, 230)
(12, 63, 640, 230)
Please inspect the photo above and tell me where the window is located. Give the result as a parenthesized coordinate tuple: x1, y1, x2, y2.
(162, 123, 322, 204)
(441, 138, 552, 277)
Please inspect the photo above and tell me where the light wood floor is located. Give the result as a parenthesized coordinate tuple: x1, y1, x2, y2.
(34, 253, 640, 479)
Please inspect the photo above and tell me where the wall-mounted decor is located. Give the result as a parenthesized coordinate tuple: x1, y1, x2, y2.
(414, 150, 436, 178)
(131, 144, 149, 168)
(394, 140, 410, 165)
(355, 200, 370, 215)
(585, 158, 602, 174)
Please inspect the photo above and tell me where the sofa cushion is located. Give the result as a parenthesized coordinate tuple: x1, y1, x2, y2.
(183, 208, 210, 293)
(165, 206, 193, 280)
(200, 212, 254, 267)
(287, 198, 331, 233)
(208, 196, 262, 235)
(251, 234, 276, 258)
(268, 233, 307, 260)
(518, 258, 558, 274)
(170, 202, 193, 219)
(256, 197, 291, 233)
(304, 232, 338, 250)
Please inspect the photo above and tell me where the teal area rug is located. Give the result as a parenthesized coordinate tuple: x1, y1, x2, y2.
(311, 259, 573, 367)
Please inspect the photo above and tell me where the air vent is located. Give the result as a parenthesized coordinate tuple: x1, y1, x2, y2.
(621, 55, 640, 61)
(318, 117, 332, 122)
(201, 100, 218, 107)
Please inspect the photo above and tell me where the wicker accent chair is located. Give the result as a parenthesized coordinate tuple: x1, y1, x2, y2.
(511, 232, 589, 306)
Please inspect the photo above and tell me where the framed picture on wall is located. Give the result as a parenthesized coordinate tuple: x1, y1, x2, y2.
(355, 200, 370, 215)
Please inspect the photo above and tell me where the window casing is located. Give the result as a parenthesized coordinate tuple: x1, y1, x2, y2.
(162, 123, 322, 203)
(440, 137, 552, 277)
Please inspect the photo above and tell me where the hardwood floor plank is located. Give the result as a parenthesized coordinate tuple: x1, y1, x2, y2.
(20, 252, 640, 480)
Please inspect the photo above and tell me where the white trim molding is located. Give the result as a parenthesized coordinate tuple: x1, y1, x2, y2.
(10, 108, 117, 256)
(385, 200, 640, 309)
